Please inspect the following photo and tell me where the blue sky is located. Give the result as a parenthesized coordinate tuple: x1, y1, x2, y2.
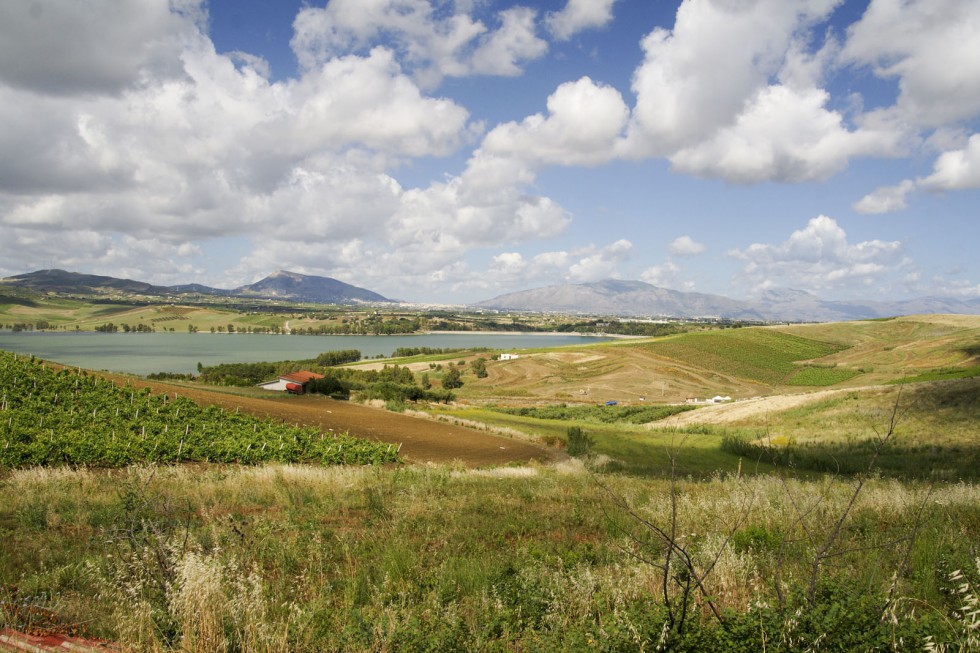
(0, 0, 978, 305)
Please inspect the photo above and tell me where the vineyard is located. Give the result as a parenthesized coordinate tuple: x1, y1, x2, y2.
(0, 351, 399, 467)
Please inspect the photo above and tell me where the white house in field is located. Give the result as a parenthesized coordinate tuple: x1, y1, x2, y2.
(499, 353, 520, 360)
(258, 370, 324, 394)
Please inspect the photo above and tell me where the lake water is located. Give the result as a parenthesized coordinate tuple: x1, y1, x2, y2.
(0, 331, 612, 376)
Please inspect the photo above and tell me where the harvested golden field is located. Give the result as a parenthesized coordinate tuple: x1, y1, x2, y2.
(460, 345, 771, 405)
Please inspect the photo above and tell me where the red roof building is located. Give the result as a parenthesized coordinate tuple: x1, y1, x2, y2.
(258, 370, 324, 393)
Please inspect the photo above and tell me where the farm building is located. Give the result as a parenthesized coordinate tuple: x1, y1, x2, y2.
(499, 353, 520, 360)
(257, 370, 324, 394)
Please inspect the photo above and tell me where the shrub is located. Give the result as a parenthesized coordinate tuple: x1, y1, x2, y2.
(442, 366, 463, 389)
(566, 426, 592, 457)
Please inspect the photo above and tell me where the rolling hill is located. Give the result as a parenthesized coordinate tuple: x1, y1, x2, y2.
(452, 313, 980, 406)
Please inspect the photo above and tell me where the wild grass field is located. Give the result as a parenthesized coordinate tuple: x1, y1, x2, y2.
(2, 463, 979, 651)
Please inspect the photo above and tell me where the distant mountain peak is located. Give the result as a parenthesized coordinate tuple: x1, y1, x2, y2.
(758, 287, 819, 301)
(235, 271, 392, 304)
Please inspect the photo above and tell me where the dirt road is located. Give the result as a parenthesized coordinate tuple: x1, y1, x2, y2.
(650, 386, 880, 428)
(650, 387, 882, 428)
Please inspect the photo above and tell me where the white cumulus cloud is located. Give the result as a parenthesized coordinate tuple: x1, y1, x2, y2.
(669, 236, 706, 256)
(568, 239, 633, 281)
(481, 77, 629, 166)
(640, 260, 682, 288)
(853, 134, 980, 213)
(291, 1, 547, 87)
(841, 0, 980, 129)
(853, 180, 916, 214)
(619, 0, 900, 183)
(545, 0, 617, 41)
(729, 215, 903, 293)
(668, 84, 898, 183)
(0, 0, 507, 297)
(919, 134, 980, 191)
(0, 0, 197, 96)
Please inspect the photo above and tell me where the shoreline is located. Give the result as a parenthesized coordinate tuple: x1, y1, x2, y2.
(422, 330, 645, 339)
(1, 329, 640, 339)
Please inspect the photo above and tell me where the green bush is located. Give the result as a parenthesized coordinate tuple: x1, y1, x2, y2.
(566, 426, 593, 457)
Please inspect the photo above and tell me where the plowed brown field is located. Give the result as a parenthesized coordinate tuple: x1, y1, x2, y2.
(92, 372, 560, 467)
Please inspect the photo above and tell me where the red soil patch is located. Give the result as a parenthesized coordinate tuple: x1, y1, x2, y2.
(0, 627, 123, 652)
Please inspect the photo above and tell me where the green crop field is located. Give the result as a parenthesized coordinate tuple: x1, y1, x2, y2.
(784, 364, 862, 386)
(640, 328, 848, 385)
(0, 351, 398, 467)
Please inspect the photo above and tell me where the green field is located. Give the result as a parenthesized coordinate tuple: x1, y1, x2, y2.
(783, 364, 862, 385)
(640, 328, 850, 385)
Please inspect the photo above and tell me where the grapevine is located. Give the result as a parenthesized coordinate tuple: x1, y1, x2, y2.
(0, 351, 400, 468)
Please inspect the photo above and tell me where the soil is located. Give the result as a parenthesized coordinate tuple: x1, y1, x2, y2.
(90, 371, 560, 467)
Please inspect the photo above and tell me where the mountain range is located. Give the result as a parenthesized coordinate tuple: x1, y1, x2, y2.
(2, 270, 978, 322)
(0, 269, 392, 305)
(474, 279, 980, 322)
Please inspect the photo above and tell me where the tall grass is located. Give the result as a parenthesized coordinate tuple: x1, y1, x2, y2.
(2, 463, 978, 650)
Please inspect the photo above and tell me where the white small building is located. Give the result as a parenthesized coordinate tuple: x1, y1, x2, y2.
(499, 353, 520, 360)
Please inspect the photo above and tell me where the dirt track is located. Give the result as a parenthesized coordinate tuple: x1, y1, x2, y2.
(93, 373, 560, 467)
(650, 386, 884, 428)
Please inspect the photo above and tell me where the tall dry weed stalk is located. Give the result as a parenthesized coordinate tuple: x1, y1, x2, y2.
(597, 433, 757, 645)
(100, 542, 299, 652)
(171, 549, 229, 652)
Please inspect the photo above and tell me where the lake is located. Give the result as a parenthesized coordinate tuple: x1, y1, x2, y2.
(0, 331, 613, 376)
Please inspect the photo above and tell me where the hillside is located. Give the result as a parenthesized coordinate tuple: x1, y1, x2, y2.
(1, 268, 170, 296)
(452, 314, 980, 406)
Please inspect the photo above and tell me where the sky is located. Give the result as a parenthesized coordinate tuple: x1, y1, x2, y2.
(0, 0, 978, 305)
